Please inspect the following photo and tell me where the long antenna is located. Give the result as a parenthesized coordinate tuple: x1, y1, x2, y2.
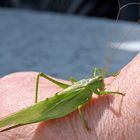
(114, 2, 140, 50)
(104, 1, 140, 72)
(116, 0, 121, 23)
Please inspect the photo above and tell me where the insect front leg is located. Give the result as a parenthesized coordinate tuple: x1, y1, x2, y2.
(93, 88, 125, 96)
(93, 67, 119, 77)
(35, 72, 71, 103)
(78, 105, 91, 132)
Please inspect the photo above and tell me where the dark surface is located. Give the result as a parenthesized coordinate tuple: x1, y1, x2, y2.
(0, 8, 139, 79)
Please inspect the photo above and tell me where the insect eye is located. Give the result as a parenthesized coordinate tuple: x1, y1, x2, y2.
(99, 77, 103, 81)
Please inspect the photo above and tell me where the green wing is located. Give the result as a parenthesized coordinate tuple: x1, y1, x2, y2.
(0, 87, 92, 132)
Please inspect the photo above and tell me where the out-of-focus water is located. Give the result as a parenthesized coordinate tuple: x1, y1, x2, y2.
(0, 9, 139, 79)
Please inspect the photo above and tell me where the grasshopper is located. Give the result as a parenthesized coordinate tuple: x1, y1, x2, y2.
(0, 67, 125, 132)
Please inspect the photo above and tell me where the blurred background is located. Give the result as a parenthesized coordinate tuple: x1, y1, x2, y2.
(0, 0, 139, 21)
(0, 0, 140, 79)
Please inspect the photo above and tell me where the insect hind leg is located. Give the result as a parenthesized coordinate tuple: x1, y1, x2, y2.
(35, 72, 41, 103)
(35, 72, 70, 103)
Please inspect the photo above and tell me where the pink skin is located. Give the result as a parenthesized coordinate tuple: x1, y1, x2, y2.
(0, 54, 140, 140)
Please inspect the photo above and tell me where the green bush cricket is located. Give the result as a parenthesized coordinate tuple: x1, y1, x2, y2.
(2, 1, 139, 133)
(0, 67, 125, 132)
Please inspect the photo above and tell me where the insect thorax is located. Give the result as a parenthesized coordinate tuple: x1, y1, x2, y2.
(84, 76, 105, 92)
(70, 75, 105, 92)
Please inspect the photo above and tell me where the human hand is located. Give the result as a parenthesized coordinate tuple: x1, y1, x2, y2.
(0, 54, 140, 140)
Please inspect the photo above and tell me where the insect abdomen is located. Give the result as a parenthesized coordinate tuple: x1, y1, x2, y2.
(0, 87, 92, 131)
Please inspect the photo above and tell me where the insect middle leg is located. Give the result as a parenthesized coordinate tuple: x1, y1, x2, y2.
(98, 91, 125, 96)
(69, 76, 78, 84)
(35, 72, 70, 103)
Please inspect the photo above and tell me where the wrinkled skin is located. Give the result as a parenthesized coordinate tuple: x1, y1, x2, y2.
(0, 54, 140, 140)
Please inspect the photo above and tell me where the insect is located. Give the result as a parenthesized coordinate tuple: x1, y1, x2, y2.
(0, 67, 125, 132)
